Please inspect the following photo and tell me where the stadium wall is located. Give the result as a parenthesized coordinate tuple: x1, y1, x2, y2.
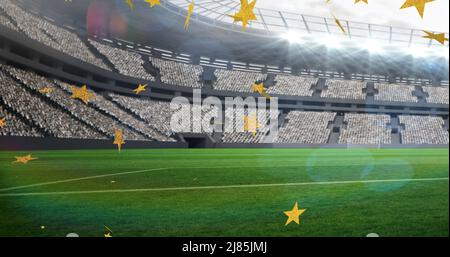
(0, 136, 187, 151)
(0, 136, 446, 151)
(214, 143, 448, 149)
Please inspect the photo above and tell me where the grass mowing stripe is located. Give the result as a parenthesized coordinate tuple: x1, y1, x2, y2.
(2, 162, 436, 193)
(0, 168, 168, 192)
(0, 177, 447, 197)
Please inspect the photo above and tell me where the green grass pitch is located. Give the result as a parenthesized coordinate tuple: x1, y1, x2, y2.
(0, 148, 448, 237)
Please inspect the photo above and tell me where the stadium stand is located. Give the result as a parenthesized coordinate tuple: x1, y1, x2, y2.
(0, 0, 448, 147)
(109, 93, 175, 137)
(222, 108, 279, 143)
(55, 81, 172, 141)
(422, 86, 449, 105)
(0, 11, 18, 31)
(275, 111, 336, 144)
(266, 75, 317, 96)
(374, 83, 418, 103)
(1, 65, 150, 140)
(0, 69, 104, 139)
(321, 79, 367, 100)
(110, 92, 219, 137)
(0, 0, 110, 71)
(399, 115, 449, 145)
(89, 39, 155, 81)
(150, 57, 204, 88)
(1, 1, 447, 106)
(191, 105, 220, 134)
(0, 105, 42, 137)
(213, 69, 267, 93)
(338, 113, 391, 145)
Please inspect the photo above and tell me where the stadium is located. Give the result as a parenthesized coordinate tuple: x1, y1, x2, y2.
(0, 0, 448, 238)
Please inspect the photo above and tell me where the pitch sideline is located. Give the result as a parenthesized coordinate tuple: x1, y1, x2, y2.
(0, 177, 447, 197)
(1, 163, 448, 193)
(0, 168, 168, 193)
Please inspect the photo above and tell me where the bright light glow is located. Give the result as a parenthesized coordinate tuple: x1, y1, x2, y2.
(278, 32, 448, 59)
(362, 40, 385, 54)
(431, 47, 450, 59)
(322, 35, 345, 49)
(256, 0, 449, 32)
(406, 46, 432, 58)
(281, 31, 304, 44)
(404, 46, 449, 59)
(443, 49, 449, 59)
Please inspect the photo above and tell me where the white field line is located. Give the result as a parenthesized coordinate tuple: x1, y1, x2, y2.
(2, 163, 447, 193)
(0, 164, 381, 192)
(0, 177, 447, 197)
(168, 163, 442, 169)
(0, 165, 320, 192)
(0, 168, 168, 193)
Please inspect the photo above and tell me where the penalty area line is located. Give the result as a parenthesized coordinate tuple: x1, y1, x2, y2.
(0, 168, 168, 193)
(0, 177, 447, 197)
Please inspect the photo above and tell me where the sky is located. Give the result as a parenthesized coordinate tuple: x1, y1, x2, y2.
(256, 0, 449, 32)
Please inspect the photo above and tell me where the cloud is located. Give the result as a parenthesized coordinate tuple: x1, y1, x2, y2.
(256, 0, 449, 32)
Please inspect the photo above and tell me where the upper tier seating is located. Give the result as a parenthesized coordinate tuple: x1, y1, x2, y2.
(213, 69, 267, 93)
(374, 83, 418, 103)
(266, 75, 317, 97)
(0, 0, 110, 70)
(321, 79, 366, 100)
(89, 39, 155, 81)
(422, 86, 449, 105)
(150, 57, 204, 88)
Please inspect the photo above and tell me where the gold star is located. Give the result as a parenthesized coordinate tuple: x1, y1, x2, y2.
(125, 0, 134, 11)
(113, 129, 125, 152)
(184, 0, 195, 30)
(0, 117, 6, 128)
(355, 0, 368, 3)
(229, 0, 257, 29)
(70, 85, 94, 104)
(333, 16, 346, 35)
(133, 84, 147, 94)
(400, 0, 434, 18)
(423, 31, 449, 45)
(251, 82, 271, 99)
(39, 87, 54, 94)
(104, 225, 113, 237)
(144, 0, 161, 8)
(251, 82, 265, 94)
(243, 114, 261, 136)
(284, 202, 306, 226)
(13, 154, 38, 164)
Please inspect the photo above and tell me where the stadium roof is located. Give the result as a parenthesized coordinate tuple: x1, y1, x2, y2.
(11, 0, 450, 81)
(165, 0, 449, 50)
